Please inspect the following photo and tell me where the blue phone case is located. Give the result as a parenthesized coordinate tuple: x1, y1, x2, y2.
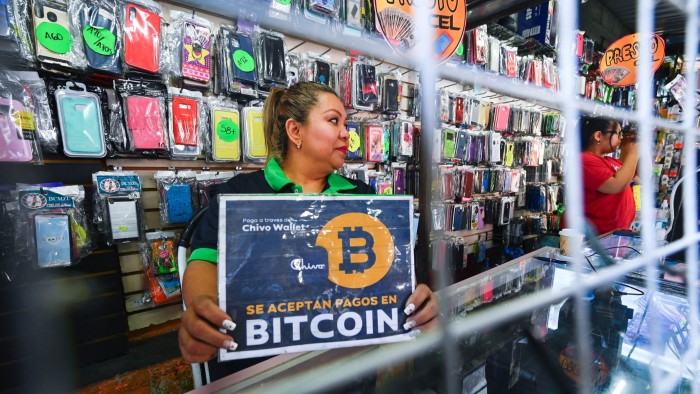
(35, 214, 72, 267)
(80, 4, 121, 74)
(0, 0, 11, 38)
(165, 184, 193, 224)
(57, 93, 105, 157)
(230, 32, 256, 83)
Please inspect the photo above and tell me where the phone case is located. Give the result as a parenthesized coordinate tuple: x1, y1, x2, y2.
(229, 32, 256, 83)
(211, 107, 240, 161)
(454, 96, 464, 124)
(125, 96, 166, 150)
(346, 122, 363, 160)
(364, 125, 383, 162)
(32, 0, 71, 66)
(442, 128, 456, 159)
(354, 63, 378, 109)
(164, 184, 193, 224)
(182, 20, 211, 82)
(55, 91, 106, 157)
(80, 5, 121, 73)
(0, 0, 11, 37)
(382, 77, 399, 112)
(35, 214, 72, 267)
(123, 2, 160, 73)
(315, 60, 330, 85)
(171, 96, 198, 146)
(493, 104, 510, 131)
(242, 107, 266, 159)
(107, 196, 140, 242)
(0, 98, 33, 162)
(260, 33, 286, 84)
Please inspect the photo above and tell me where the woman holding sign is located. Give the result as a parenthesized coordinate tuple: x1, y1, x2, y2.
(179, 82, 438, 380)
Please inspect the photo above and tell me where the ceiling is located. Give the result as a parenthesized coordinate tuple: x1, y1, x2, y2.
(602, 0, 688, 38)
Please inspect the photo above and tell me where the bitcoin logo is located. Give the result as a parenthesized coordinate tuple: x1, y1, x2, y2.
(316, 213, 394, 288)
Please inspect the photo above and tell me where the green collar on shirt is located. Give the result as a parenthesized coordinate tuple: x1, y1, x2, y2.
(263, 157, 356, 194)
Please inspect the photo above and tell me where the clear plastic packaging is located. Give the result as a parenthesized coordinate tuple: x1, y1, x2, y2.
(346, 120, 363, 161)
(255, 30, 287, 91)
(154, 170, 197, 225)
(92, 170, 145, 245)
(120, 0, 161, 74)
(70, 0, 122, 74)
(164, 10, 212, 83)
(0, 0, 35, 64)
(379, 69, 401, 113)
(8, 70, 58, 153)
(113, 78, 169, 155)
(54, 82, 106, 158)
(363, 122, 384, 162)
(0, 68, 42, 164)
(16, 184, 92, 268)
(141, 231, 180, 304)
(168, 87, 202, 160)
(206, 96, 240, 162)
(241, 104, 266, 162)
(352, 58, 378, 111)
(31, 0, 88, 71)
(216, 26, 258, 98)
(195, 170, 234, 207)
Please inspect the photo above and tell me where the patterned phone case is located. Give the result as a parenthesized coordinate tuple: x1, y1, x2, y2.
(182, 20, 211, 82)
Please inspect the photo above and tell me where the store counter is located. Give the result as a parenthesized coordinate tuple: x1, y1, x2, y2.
(192, 234, 694, 393)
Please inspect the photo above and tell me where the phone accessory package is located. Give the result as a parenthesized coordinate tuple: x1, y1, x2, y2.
(92, 170, 145, 245)
(154, 170, 197, 225)
(379, 70, 401, 113)
(255, 30, 287, 91)
(216, 27, 257, 98)
(195, 170, 234, 208)
(2, 0, 35, 62)
(70, 0, 122, 74)
(0, 70, 41, 163)
(54, 82, 106, 157)
(10, 71, 58, 153)
(122, 0, 161, 73)
(114, 78, 168, 154)
(168, 88, 203, 159)
(352, 59, 378, 111)
(164, 11, 211, 82)
(206, 96, 240, 162)
(32, 0, 88, 70)
(364, 123, 383, 162)
(241, 105, 266, 162)
(346, 121, 363, 161)
(140, 231, 181, 305)
(16, 185, 92, 268)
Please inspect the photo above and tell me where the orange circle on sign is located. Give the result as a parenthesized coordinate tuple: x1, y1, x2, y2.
(316, 212, 394, 289)
(599, 33, 665, 87)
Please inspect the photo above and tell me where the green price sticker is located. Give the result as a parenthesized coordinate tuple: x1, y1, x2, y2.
(82, 25, 116, 56)
(382, 187, 393, 195)
(217, 119, 240, 142)
(348, 131, 361, 152)
(456, 43, 464, 57)
(36, 22, 72, 54)
(276, 0, 292, 4)
(233, 50, 255, 73)
(118, 225, 128, 232)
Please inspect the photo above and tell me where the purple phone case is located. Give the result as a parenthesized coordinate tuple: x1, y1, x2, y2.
(0, 98, 33, 162)
(182, 20, 211, 82)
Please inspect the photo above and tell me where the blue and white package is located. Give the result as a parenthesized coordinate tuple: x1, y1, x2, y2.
(218, 195, 415, 361)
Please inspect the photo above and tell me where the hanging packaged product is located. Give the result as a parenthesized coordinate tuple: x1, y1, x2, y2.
(54, 82, 107, 158)
(168, 87, 203, 160)
(69, 0, 122, 75)
(345, 121, 363, 160)
(164, 10, 211, 83)
(286, 51, 301, 86)
(392, 162, 407, 195)
(352, 58, 378, 111)
(300, 53, 332, 85)
(154, 170, 198, 225)
(0, 0, 35, 64)
(379, 69, 401, 114)
(337, 59, 353, 108)
(10, 71, 58, 153)
(140, 231, 181, 304)
(31, 0, 88, 71)
(206, 97, 240, 162)
(364, 123, 384, 162)
(241, 104, 267, 162)
(113, 78, 168, 155)
(92, 170, 145, 245)
(216, 27, 257, 98)
(121, 0, 161, 74)
(15, 184, 92, 268)
(255, 30, 287, 91)
(0, 69, 42, 164)
(195, 170, 234, 207)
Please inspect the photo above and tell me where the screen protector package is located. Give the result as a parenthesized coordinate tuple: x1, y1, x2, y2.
(352, 58, 378, 111)
(168, 87, 202, 159)
(120, 0, 161, 74)
(255, 30, 287, 91)
(31, 0, 88, 71)
(217, 195, 415, 361)
(140, 231, 180, 305)
(196, 170, 234, 207)
(0, 69, 42, 164)
(92, 170, 145, 245)
(206, 96, 240, 162)
(154, 170, 197, 225)
(216, 26, 257, 98)
(54, 82, 106, 157)
(69, 0, 122, 75)
(113, 78, 168, 155)
(0, 0, 35, 64)
(16, 184, 92, 268)
(241, 104, 266, 162)
(163, 10, 211, 83)
(10, 71, 58, 153)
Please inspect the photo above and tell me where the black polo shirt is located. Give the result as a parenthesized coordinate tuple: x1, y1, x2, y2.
(189, 158, 376, 264)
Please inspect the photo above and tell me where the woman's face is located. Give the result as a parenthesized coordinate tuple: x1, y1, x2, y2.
(298, 92, 349, 170)
(603, 124, 623, 151)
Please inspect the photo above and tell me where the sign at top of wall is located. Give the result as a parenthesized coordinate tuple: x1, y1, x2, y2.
(599, 33, 665, 87)
(373, 0, 467, 64)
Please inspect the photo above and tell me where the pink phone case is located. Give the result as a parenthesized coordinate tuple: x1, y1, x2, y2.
(126, 96, 166, 150)
(0, 98, 33, 162)
(493, 104, 510, 131)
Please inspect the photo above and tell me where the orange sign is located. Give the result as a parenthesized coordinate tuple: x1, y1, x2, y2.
(600, 33, 665, 87)
(373, 0, 467, 64)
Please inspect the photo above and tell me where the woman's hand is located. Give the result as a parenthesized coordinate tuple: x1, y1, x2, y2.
(179, 294, 238, 363)
(402, 284, 439, 335)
